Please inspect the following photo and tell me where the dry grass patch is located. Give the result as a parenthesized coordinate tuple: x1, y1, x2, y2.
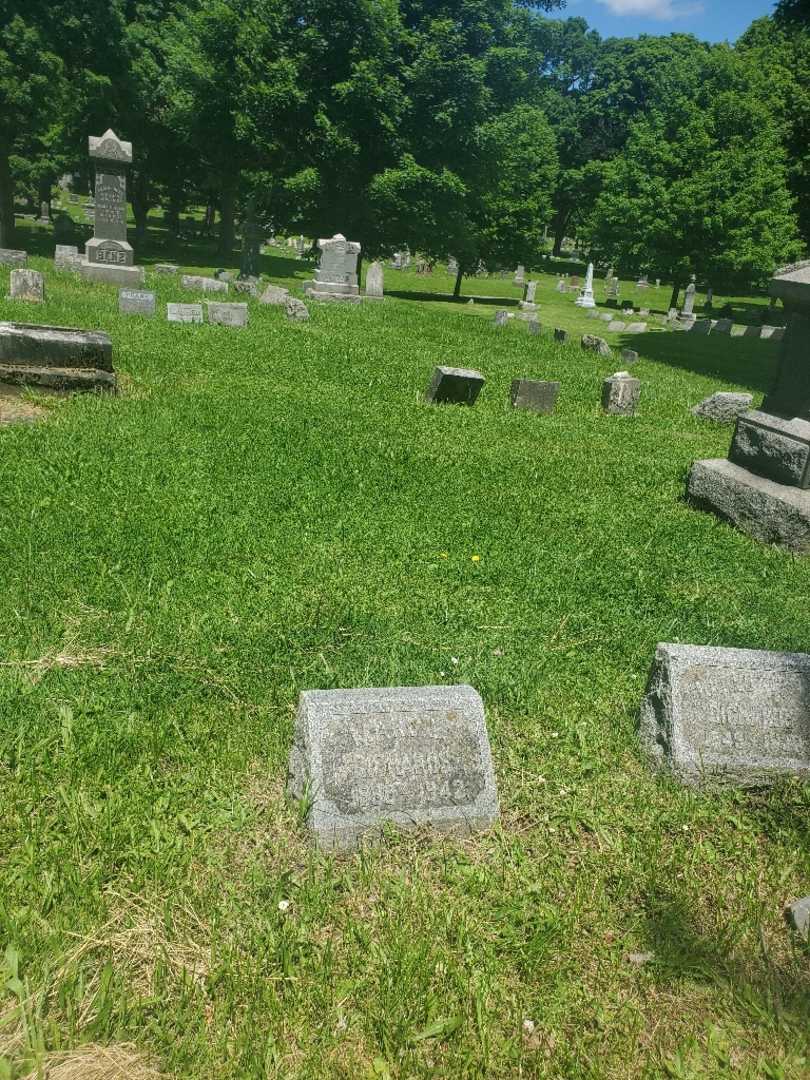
(18, 1042, 166, 1080)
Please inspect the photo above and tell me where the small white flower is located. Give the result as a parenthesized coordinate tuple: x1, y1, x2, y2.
(451, 656, 459, 666)
(522, 1019, 536, 1035)
(278, 899, 291, 913)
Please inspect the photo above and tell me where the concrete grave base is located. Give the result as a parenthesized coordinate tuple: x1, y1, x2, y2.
(687, 457, 810, 553)
(80, 261, 145, 287)
(303, 288, 364, 303)
(0, 364, 116, 392)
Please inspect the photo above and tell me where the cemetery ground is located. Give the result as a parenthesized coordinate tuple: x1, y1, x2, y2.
(0, 233, 809, 1079)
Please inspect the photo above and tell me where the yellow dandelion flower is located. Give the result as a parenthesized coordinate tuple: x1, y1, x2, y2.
(471, 554, 481, 562)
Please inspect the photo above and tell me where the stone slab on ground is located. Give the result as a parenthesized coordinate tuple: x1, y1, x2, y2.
(581, 334, 611, 358)
(687, 457, 810, 553)
(0, 249, 27, 267)
(510, 379, 560, 414)
(167, 303, 204, 324)
(181, 274, 229, 294)
(287, 684, 500, 851)
(640, 642, 810, 787)
(119, 288, 156, 317)
(154, 263, 179, 274)
(625, 322, 647, 334)
(285, 296, 310, 321)
(0, 322, 115, 392)
(692, 392, 753, 423)
(207, 301, 248, 328)
(7, 270, 44, 302)
(260, 284, 290, 306)
(607, 321, 626, 331)
(426, 365, 485, 406)
(80, 262, 145, 287)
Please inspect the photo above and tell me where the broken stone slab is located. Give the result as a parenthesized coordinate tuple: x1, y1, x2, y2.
(785, 897, 810, 939)
(687, 457, 810, 552)
(692, 392, 753, 423)
(167, 303, 203, 324)
(285, 296, 310, 322)
(181, 274, 229, 294)
(0, 249, 27, 268)
(510, 379, 560, 415)
(602, 371, 640, 415)
(425, 365, 484, 406)
(640, 642, 810, 787)
(260, 284, 290, 306)
(207, 301, 248, 328)
(6, 269, 44, 303)
(581, 334, 612, 358)
(0, 322, 115, 392)
(287, 684, 500, 851)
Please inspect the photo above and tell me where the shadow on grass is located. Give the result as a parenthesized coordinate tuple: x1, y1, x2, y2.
(641, 889, 810, 1022)
(617, 330, 780, 394)
(385, 289, 520, 307)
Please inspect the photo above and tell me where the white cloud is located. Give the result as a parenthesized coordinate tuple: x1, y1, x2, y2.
(597, 0, 703, 19)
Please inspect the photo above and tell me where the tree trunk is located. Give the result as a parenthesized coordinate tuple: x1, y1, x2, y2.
(131, 171, 151, 242)
(167, 189, 182, 237)
(453, 266, 463, 299)
(0, 144, 15, 249)
(551, 206, 571, 258)
(669, 282, 680, 310)
(217, 178, 236, 257)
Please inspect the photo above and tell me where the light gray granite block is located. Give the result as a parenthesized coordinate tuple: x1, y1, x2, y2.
(288, 684, 500, 851)
(640, 643, 810, 787)
(692, 392, 753, 423)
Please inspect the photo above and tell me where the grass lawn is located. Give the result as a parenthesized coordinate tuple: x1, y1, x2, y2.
(0, 228, 808, 1079)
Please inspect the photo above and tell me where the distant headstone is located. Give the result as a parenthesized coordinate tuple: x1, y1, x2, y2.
(260, 284, 290, 306)
(640, 643, 810, 787)
(625, 322, 647, 334)
(785, 897, 810, 939)
(285, 296, 310, 321)
(682, 282, 696, 316)
(621, 349, 639, 365)
(602, 371, 640, 415)
(82, 129, 143, 286)
(692, 392, 753, 423)
(0, 322, 115, 391)
(743, 324, 762, 338)
(305, 233, 361, 301)
(760, 325, 779, 340)
(7, 269, 44, 303)
(599, 313, 613, 322)
(167, 303, 204, 324)
(287, 684, 500, 851)
(53, 212, 74, 241)
(554, 328, 568, 343)
(527, 318, 540, 335)
(606, 276, 620, 302)
(705, 287, 713, 308)
(689, 319, 712, 335)
(513, 265, 525, 285)
(494, 310, 509, 327)
(520, 280, 538, 311)
(510, 378, 560, 414)
(713, 318, 733, 334)
(234, 279, 258, 296)
(181, 274, 229, 294)
(0, 249, 27, 268)
(214, 269, 234, 282)
(556, 278, 566, 293)
(581, 334, 611, 358)
(37, 200, 51, 224)
(119, 288, 156, 317)
(425, 365, 484, 406)
(607, 320, 626, 332)
(54, 244, 81, 271)
(575, 264, 596, 309)
(207, 301, 248, 328)
(365, 260, 384, 298)
(154, 263, 179, 274)
(447, 256, 458, 274)
(655, 278, 661, 287)
(636, 274, 649, 288)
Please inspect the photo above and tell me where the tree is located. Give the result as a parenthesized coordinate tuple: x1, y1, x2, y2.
(583, 45, 802, 307)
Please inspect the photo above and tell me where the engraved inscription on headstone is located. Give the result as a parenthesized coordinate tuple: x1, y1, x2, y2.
(84, 130, 135, 268)
(119, 288, 156, 316)
(640, 643, 810, 786)
(288, 684, 500, 850)
(206, 301, 248, 327)
(167, 303, 204, 324)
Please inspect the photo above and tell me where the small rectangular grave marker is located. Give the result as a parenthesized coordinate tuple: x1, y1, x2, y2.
(167, 303, 204, 324)
(181, 274, 229, 294)
(602, 371, 640, 415)
(287, 684, 500, 851)
(207, 301, 248, 328)
(0, 249, 28, 268)
(119, 288, 156, 317)
(425, 365, 484, 406)
(7, 270, 44, 303)
(510, 379, 560, 415)
(54, 244, 81, 271)
(640, 643, 810, 787)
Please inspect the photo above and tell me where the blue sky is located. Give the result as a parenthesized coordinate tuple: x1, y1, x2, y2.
(549, 0, 775, 43)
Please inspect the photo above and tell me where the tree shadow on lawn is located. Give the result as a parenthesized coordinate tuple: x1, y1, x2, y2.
(639, 888, 810, 1024)
(385, 289, 520, 307)
(619, 330, 780, 395)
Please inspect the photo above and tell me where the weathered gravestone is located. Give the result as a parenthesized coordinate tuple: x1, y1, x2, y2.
(0, 322, 115, 391)
(287, 684, 500, 851)
(305, 233, 362, 301)
(692, 392, 753, 423)
(687, 260, 810, 551)
(207, 301, 248, 328)
(234, 279, 258, 296)
(426, 365, 485, 406)
(581, 334, 612, 358)
(602, 371, 640, 415)
(81, 130, 145, 286)
(167, 303, 204, 324)
(607, 321, 626, 332)
(621, 349, 639, 365)
(510, 379, 560, 414)
(640, 643, 810, 787)
(0, 249, 27, 268)
(7, 270, 44, 303)
(681, 282, 697, 319)
(181, 274, 229, 294)
(365, 260, 384, 298)
(54, 245, 82, 271)
(53, 213, 74, 241)
(514, 265, 525, 286)
(785, 897, 810, 939)
(260, 284, 290, 306)
(285, 296, 310, 322)
(494, 310, 509, 327)
(154, 263, 179, 274)
(520, 280, 538, 311)
(119, 288, 156, 317)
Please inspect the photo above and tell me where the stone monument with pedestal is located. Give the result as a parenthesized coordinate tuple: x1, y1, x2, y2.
(304, 233, 362, 302)
(80, 129, 144, 286)
(687, 260, 810, 552)
(575, 262, 596, 309)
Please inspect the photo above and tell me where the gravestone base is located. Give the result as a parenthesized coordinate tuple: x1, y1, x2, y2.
(304, 282, 363, 303)
(80, 260, 145, 287)
(0, 364, 116, 393)
(687, 457, 810, 553)
(0, 322, 116, 393)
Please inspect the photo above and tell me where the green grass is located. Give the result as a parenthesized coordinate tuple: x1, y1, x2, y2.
(0, 234, 808, 1079)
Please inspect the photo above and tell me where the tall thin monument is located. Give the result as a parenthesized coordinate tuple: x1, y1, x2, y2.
(81, 129, 144, 285)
